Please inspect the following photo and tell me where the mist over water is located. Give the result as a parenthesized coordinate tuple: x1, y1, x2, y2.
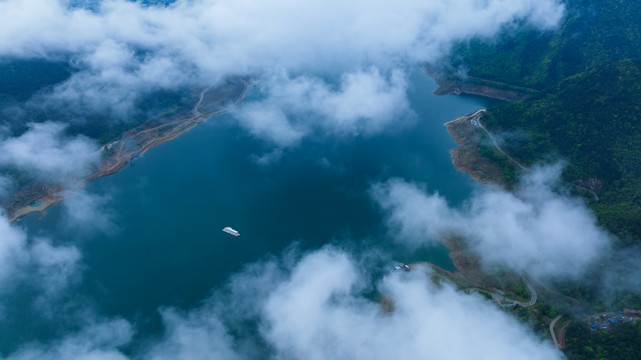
(9, 70, 491, 352)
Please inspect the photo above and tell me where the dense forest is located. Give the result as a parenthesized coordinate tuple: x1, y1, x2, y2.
(448, 1, 641, 358)
(482, 59, 641, 245)
(448, 0, 641, 90)
(564, 321, 641, 360)
(449, 0, 641, 245)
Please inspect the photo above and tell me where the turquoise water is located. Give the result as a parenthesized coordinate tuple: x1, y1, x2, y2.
(7, 70, 492, 353)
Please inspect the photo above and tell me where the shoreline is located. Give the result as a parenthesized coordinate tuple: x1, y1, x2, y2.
(7, 81, 249, 222)
(423, 65, 537, 102)
(6, 71, 508, 222)
(432, 76, 532, 102)
(444, 110, 506, 186)
(9, 195, 63, 222)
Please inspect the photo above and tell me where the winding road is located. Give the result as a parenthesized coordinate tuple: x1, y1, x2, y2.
(519, 278, 537, 307)
(469, 109, 528, 171)
(550, 315, 563, 348)
(193, 84, 215, 116)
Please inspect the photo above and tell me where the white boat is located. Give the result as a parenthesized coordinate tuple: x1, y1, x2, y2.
(222, 227, 240, 236)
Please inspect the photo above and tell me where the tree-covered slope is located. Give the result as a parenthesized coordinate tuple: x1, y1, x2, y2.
(564, 321, 641, 360)
(482, 58, 641, 244)
(442, 2, 641, 358)
(448, 0, 641, 90)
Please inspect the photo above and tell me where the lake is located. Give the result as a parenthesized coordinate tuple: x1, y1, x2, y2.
(5, 69, 492, 353)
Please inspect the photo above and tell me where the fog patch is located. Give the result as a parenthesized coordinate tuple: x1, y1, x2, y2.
(145, 247, 565, 359)
(0, 214, 82, 322)
(1, 246, 565, 360)
(372, 164, 612, 279)
(62, 189, 116, 234)
(232, 69, 411, 146)
(0, 176, 14, 200)
(0, 0, 565, 126)
(5, 319, 132, 360)
(0, 122, 99, 184)
(0, 215, 30, 286)
(251, 149, 285, 167)
(599, 246, 641, 302)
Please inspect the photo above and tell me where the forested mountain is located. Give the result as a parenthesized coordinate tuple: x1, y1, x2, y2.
(448, 3, 641, 357)
(448, 0, 641, 243)
(482, 59, 641, 244)
(564, 321, 641, 360)
(449, 0, 641, 90)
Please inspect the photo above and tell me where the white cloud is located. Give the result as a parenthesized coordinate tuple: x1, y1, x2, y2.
(0, 214, 81, 301)
(2, 247, 565, 360)
(6, 319, 132, 360)
(372, 164, 612, 279)
(0, 122, 99, 183)
(0, 0, 564, 127)
(0, 215, 30, 285)
(149, 247, 565, 360)
(251, 149, 285, 166)
(233, 103, 305, 147)
(233, 68, 411, 145)
(62, 189, 115, 233)
(0, 0, 565, 66)
(145, 309, 242, 360)
(263, 249, 563, 360)
(599, 246, 641, 302)
(30, 240, 82, 299)
(371, 178, 459, 243)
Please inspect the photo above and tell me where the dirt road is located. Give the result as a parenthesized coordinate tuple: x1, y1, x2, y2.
(550, 315, 562, 348)
(469, 110, 528, 170)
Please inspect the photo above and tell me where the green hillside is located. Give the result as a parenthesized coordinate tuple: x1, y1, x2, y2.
(481, 59, 641, 244)
(446, 0, 641, 243)
(448, 0, 641, 90)
(447, 3, 641, 357)
(564, 321, 641, 360)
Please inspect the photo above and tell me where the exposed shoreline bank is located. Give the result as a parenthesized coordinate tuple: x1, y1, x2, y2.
(8, 81, 249, 222)
(424, 66, 537, 102)
(444, 111, 506, 186)
(432, 76, 532, 102)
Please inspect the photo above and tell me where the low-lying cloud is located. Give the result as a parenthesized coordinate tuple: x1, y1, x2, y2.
(233, 69, 411, 146)
(0, 176, 13, 199)
(6, 319, 132, 360)
(0, 0, 575, 358)
(0, 0, 566, 183)
(0, 122, 99, 184)
(62, 189, 115, 233)
(0, 0, 565, 125)
(371, 164, 613, 279)
(3, 247, 565, 360)
(599, 246, 641, 302)
(0, 215, 81, 299)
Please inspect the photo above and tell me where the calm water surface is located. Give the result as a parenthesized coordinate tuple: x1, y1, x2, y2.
(9, 70, 492, 352)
